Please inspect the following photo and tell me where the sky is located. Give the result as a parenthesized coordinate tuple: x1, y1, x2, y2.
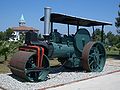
(0, 0, 119, 34)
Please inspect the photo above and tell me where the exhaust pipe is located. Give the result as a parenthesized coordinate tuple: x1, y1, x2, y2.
(44, 7, 51, 35)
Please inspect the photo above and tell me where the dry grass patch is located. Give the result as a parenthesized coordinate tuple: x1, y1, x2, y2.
(0, 61, 11, 73)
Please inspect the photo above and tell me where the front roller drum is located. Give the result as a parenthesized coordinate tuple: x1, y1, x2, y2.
(82, 42, 106, 72)
(9, 51, 50, 82)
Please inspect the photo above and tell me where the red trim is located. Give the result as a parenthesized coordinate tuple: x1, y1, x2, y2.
(19, 45, 44, 67)
(40, 47, 44, 67)
(28, 46, 40, 67)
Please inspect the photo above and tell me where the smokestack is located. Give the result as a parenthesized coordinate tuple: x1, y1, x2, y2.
(44, 7, 51, 35)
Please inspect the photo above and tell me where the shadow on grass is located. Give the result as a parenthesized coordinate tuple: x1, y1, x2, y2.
(0, 61, 4, 64)
(107, 54, 120, 60)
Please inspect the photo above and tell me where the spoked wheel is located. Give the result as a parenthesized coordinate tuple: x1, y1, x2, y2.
(82, 42, 106, 72)
(9, 51, 50, 82)
(25, 54, 50, 82)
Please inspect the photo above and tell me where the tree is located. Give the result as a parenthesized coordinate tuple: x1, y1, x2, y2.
(0, 41, 22, 62)
(94, 28, 101, 41)
(5, 28, 14, 40)
(115, 3, 120, 54)
(0, 28, 14, 41)
(106, 31, 115, 46)
(115, 4, 120, 34)
(0, 41, 9, 61)
(94, 28, 106, 42)
(0, 31, 5, 40)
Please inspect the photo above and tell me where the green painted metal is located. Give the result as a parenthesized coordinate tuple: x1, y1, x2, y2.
(62, 53, 81, 68)
(50, 29, 62, 43)
(89, 42, 106, 72)
(49, 42, 74, 58)
(74, 28, 91, 52)
(82, 42, 106, 72)
(73, 28, 91, 59)
(55, 29, 91, 68)
(49, 28, 106, 71)
(25, 54, 50, 81)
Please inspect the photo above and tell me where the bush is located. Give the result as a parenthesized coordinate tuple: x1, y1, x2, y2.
(0, 41, 22, 62)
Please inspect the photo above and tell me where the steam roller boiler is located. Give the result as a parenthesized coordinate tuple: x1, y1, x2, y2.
(9, 7, 112, 82)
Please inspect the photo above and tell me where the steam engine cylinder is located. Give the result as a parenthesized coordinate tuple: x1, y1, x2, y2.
(48, 42, 74, 58)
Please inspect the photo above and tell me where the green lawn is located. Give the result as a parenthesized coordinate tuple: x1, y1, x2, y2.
(0, 61, 10, 73)
(106, 50, 119, 55)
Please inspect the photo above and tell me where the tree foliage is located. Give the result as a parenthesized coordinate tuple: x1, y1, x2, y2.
(5, 28, 14, 40)
(94, 28, 105, 42)
(93, 28, 120, 46)
(115, 3, 120, 34)
(0, 31, 6, 40)
(0, 28, 14, 41)
(0, 41, 22, 62)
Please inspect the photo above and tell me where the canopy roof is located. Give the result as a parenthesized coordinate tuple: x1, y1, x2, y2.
(40, 13, 112, 27)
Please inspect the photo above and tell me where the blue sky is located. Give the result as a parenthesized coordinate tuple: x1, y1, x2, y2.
(0, 0, 119, 34)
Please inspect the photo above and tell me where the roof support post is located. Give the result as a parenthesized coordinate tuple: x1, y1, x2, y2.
(92, 26, 95, 33)
(51, 22, 53, 33)
(92, 26, 95, 41)
(77, 21, 79, 31)
(77, 25, 79, 32)
(101, 25, 104, 42)
(68, 24, 69, 36)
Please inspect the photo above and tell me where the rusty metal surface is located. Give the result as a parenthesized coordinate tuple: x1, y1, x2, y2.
(82, 41, 95, 71)
(10, 51, 35, 70)
(9, 51, 35, 79)
(82, 41, 106, 72)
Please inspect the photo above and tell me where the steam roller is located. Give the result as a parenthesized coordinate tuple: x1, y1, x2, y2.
(9, 7, 112, 82)
(9, 28, 106, 82)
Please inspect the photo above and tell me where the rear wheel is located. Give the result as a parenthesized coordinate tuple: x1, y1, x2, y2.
(82, 42, 106, 72)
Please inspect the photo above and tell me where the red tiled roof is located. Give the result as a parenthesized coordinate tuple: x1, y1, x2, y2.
(12, 26, 39, 31)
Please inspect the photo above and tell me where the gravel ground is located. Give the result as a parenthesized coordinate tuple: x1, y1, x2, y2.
(0, 58, 120, 90)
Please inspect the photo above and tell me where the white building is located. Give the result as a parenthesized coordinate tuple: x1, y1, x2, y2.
(9, 14, 39, 41)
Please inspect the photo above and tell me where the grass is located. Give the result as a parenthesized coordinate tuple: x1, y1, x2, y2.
(106, 50, 120, 58)
(0, 61, 10, 73)
(49, 58, 61, 66)
(106, 50, 119, 55)
(0, 54, 14, 73)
